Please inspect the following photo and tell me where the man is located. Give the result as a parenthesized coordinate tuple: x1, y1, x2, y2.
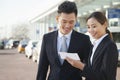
(36, 1, 91, 80)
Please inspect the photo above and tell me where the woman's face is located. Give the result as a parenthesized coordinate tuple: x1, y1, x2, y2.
(87, 18, 106, 39)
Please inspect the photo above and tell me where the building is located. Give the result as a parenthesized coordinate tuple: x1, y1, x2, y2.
(29, 0, 120, 49)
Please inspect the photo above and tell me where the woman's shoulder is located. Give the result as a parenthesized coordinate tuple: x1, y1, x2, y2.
(103, 36, 117, 50)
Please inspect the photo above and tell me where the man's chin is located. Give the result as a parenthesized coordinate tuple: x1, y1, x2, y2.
(63, 31, 69, 34)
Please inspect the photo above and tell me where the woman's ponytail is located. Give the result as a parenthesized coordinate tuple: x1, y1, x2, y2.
(106, 29, 113, 39)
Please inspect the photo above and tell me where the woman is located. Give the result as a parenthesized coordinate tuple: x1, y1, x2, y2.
(66, 12, 118, 80)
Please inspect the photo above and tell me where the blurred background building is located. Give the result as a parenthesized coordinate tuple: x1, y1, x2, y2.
(30, 0, 120, 38)
(29, 0, 120, 53)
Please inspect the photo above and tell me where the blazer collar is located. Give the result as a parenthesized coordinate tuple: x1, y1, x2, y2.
(53, 30, 71, 66)
(52, 31, 62, 66)
(92, 35, 110, 65)
(67, 30, 76, 52)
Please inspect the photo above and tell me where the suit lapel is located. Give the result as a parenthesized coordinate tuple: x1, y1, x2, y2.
(53, 31, 58, 55)
(92, 35, 110, 65)
(67, 30, 76, 52)
(53, 31, 61, 66)
(88, 45, 93, 66)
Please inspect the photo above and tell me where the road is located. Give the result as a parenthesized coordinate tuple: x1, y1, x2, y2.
(0, 49, 38, 80)
(0, 49, 120, 80)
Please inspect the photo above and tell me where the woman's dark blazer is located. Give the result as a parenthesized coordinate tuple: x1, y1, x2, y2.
(82, 35, 118, 80)
(36, 30, 91, 80)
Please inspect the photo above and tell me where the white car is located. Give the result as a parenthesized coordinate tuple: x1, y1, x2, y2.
(5, 39, 13, 49)
(32, 40, 42, 64)
(25, 40, 38, 59)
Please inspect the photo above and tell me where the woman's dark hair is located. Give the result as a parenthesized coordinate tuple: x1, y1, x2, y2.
(57, 1, 77, 16)
(87, 11, 113, 39)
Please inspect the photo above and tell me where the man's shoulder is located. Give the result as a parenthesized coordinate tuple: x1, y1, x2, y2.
(44, 30, 57, 37)
(73, 30, 88, 37)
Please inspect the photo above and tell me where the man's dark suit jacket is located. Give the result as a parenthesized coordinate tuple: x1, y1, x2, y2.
(82, 35, 118, 80)
(36, 30, 91, 80)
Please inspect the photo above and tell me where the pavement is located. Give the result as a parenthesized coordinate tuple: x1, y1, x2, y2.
(0, 49, 38, 80)
(117, 67, 120, 80)
(0, 48, 120, 80)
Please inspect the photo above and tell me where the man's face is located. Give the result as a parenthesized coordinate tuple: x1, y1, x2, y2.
(56, 12, 77, 35)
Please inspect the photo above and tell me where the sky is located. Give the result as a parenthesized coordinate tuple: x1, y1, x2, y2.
(0, 0, 61, 27)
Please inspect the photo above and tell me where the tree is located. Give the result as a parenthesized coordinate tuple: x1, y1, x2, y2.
(11, 23, 30, 40)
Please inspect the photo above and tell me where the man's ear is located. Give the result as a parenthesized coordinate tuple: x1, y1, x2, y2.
(56, 15, 59, 23)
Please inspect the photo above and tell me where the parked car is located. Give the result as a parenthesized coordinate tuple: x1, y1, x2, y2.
(13, 40, 20, 48)
(4, 39, 13, 49)
(0, 40, 4, 49)
(4, 39, 19, 49)
(32, 40, 42, 63)
(18, 40, 28, 53)
(25, 40, 38, 59)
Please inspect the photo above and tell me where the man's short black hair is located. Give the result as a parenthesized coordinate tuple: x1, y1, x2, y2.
(57, 1, 78, 16)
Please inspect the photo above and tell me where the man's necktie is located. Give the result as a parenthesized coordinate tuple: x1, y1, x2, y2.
(59, 36, 67, 64)
(60, 36, 67, 52)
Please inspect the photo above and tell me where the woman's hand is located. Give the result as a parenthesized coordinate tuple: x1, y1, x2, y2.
(65, 57, 85, 70)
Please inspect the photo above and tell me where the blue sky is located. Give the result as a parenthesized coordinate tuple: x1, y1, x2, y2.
(0, 0, 61, 26)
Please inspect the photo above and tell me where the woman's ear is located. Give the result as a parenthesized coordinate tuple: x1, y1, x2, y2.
(103, 21, 108, 28)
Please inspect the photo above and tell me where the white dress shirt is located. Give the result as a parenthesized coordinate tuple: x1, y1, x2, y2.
(57, 30, 72, 64)
(57, 30, 72, 52)
(90, 34, 108, 65)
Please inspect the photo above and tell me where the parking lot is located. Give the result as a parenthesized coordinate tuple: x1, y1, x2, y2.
(0, 49, 120, 80)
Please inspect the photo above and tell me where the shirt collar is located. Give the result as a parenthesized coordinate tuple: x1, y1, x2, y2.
(58, 30, 72, 39)
(93, 34, 108, 46)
